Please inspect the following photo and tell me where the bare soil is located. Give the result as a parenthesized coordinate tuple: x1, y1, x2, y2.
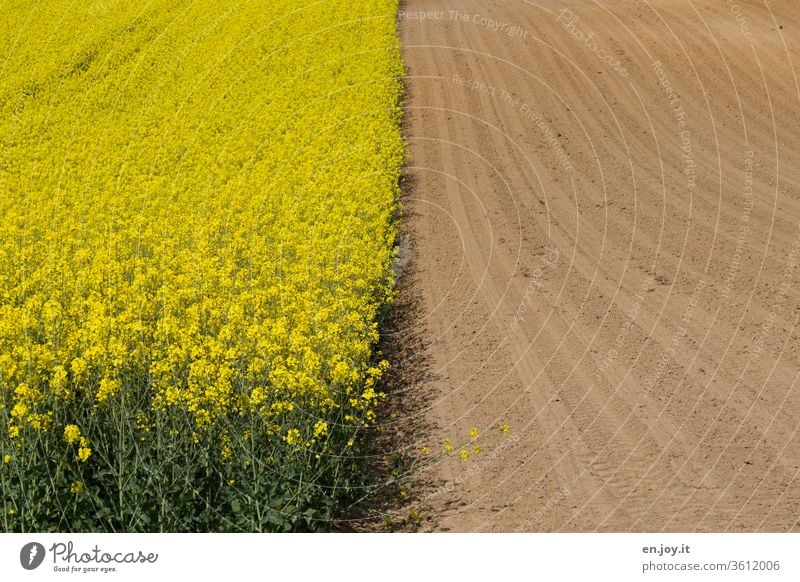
(395, 0, 800, 531)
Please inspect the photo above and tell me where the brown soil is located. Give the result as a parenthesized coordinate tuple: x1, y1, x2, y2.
(395, 0, 800, 531)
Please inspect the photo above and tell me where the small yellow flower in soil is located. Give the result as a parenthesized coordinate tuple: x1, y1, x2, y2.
(442, 439, 454, 453)
(459, 449, 470, 462)
(470, 426, 479, 441)
(500, 423, 510, 436)
(473, 445, 481, 455)
(421, 446, 430, 455)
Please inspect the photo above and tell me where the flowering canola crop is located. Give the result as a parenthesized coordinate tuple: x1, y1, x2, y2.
(0, 0, 404, 531)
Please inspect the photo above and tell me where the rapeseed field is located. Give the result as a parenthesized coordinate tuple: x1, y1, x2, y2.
(0, 0, 404, 531)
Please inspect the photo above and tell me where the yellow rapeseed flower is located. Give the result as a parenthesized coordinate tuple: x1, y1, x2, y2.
(70, 481, 85, 494)
(28, 412, 53, 431)
(50, 366, 71, 399)
(77, 446, 92, 462)
(3, 454, 11, 463)
(63, 424, 81, 445)
(77, 436, 92, 462)
(10, 402, 28, 421)
(284, 429, 302, 446)
(95, 378, 120, 405)
(459, 450, 470, 462)
(135, 412, 150, 432)
(470, 426, 479, 441)
(313, 420, 328, 438)
(70, 358, 88, 381)
(249, 387, 267, 407)
(220, 432, 233, 461)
